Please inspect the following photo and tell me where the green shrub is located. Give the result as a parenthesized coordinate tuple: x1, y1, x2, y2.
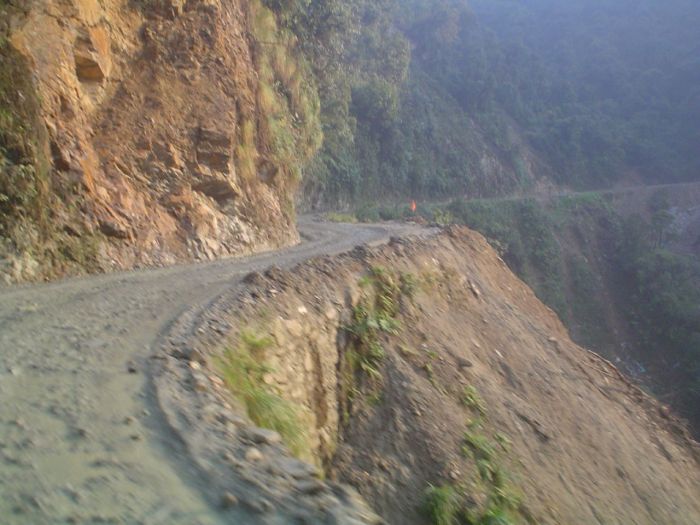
(423, 484, 461, 525)
(399, 272, 419, 299)
(463, 430, 496, 465)
(340, 266, 412, 414)
(458, 395, 528, 524)
(355, 205, 381, 223)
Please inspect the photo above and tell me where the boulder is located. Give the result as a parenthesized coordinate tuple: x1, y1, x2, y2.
(75, 53, 105, 82)
(73, 27, 112, 82)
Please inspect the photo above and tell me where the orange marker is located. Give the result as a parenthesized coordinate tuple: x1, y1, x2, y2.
(410, 200, 417, 213)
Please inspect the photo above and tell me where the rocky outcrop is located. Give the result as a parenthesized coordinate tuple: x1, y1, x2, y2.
(1, 0, 318, 283)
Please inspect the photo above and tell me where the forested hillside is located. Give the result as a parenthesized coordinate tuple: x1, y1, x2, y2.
(3, 0, 698, 280)
(470, 0, 700, 187)
(272, 0, 700, 206)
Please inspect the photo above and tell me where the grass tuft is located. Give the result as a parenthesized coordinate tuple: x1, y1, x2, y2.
(258, 81, 280, 115)
(462, 385, 487, 417)
(340, 265, 414, 417)
(235, 119, 259, 181)
(218, 330, 309, 458)
(325, 212, 358, 223)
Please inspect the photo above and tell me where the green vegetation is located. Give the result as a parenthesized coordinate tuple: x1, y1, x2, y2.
(429, 191, 700, 434)
(469, 0, 700, 188)
(462, 385, 487, 417)
(325, 212, 358, 223)
(443, 198, 567, 317)
(463, 430, 496, 465)
(340, 266, 415, 417)
(423, 385, 531, 524)
(423, 480, 523, 525)
(423, 484, 461, 525)
(0, 22, 102, 278)
(614, 210, 700, 429)
(0, 33, 50, 235)
(494, 432, 511, 453)
(217, 330, 310, 458)
(345, 266, 403, 379)
(423, 361, 446, 393)
(235, 119, 259, 182)
(240, 0, 322, 190)
(261, 0, 410, 202)
(260, 0, 700, 205)
(460, 386, 526, 525)
(420, 194, 622, 345)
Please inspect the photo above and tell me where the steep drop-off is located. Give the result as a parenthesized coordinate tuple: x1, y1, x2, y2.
(1, 0, 320, 283)
(162, 226, 700, 524)
(432, 184, 700, 436)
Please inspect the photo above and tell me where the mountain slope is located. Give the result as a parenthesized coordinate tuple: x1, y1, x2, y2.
(171, 225, 700, 524)
(4, 0, 700, 280)
(292, 0, 700, 206)
(0, 218, 425, 524)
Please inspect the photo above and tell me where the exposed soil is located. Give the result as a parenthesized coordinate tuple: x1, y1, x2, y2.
(2, 216, 699, 524)
(184, 225, 700, 525)
(0, 218, 426, 524)
(2, 0, 312, 283)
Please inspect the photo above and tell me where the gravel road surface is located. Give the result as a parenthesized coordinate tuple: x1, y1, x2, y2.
(0, 218, 425, 525)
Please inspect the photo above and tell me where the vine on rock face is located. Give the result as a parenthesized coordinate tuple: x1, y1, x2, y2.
(245, 0, 322, 194)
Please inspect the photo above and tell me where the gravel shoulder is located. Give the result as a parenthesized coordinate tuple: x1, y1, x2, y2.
(0, 218, 427, 524)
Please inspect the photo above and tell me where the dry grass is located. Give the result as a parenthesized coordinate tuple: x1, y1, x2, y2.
(245, 0, 322, 186)
(235, 119, 258, 181)
(258, 81, 280, 115)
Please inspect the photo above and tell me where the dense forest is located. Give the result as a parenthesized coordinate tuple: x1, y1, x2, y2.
(266, 0, 700, 205)
(470, 0, 700, 188)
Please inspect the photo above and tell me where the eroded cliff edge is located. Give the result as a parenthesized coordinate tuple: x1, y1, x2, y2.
(156, 225, 700, 524)
(1, 0, 320, 282)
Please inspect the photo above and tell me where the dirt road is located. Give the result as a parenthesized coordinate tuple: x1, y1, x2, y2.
(0, 218, 426, 525)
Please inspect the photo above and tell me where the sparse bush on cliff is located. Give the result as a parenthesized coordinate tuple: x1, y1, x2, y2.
(423, 484, 461, 525)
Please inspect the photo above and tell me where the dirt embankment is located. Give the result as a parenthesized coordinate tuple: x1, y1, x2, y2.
(0, 219, 428, 525)
(159, 226, 700, 524)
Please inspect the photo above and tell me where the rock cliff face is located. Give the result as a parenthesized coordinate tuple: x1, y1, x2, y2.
(1, 0, 319, 282)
